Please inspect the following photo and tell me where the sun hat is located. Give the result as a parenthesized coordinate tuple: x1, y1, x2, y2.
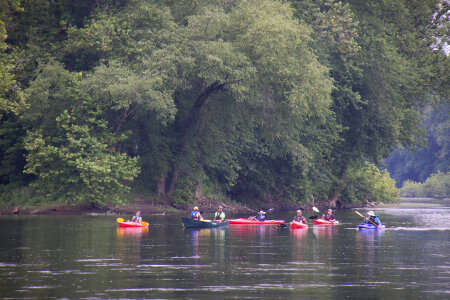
(259, 210, 265, 214)
(297, 210, 302, 213)
(367, 211, 375, 216)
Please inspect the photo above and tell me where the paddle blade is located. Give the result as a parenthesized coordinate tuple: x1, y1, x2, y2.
(141, 221, 149, 226)
(267, 208, 274, 213)
(117, 218, 124, 223)
(312, 206, 320, 213)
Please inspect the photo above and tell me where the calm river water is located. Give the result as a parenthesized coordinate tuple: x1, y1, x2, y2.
(0, 198, 449, 299)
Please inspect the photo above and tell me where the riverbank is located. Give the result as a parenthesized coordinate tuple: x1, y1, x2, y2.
(0, 195, 255, 216)
(2, 196, 427, 216)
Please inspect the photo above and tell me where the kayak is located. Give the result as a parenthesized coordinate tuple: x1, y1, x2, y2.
(290, 221, 308, 228)
(182, 217, 229, 229)
(358, 223, 385, 230)
(313, 219, 339, 225)
(118, 221, 148, 228)
(228, 218, 286, 225)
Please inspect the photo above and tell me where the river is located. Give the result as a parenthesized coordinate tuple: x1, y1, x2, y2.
(0, 198, 449, 299)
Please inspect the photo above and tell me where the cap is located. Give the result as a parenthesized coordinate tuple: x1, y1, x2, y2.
(297, 210, 302, 213)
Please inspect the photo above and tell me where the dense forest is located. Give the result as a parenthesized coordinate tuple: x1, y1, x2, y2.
(0, 0, 448, 209)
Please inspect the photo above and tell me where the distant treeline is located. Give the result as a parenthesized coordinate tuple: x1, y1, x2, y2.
(0, 0, 448, 208)
(400, 171, 450, 198)
(385, 103, 449, 187)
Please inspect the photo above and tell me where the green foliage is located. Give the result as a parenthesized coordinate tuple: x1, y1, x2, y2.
(0, 0, 25, 119)
(341, 162, 400, 205)
(24, 100, 140, 205)
(400, 180, 424, 198)
(400, 171, 450, 198)
(0, 0, 447, 209)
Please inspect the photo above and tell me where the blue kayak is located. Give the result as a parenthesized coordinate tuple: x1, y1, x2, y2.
(358, 223, 385, 230)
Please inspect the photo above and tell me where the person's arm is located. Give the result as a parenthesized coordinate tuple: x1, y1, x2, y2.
(198, 212, 203, 220)
(220, 213, 225, 222)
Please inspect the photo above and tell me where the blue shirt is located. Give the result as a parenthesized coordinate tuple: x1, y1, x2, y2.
(256, 214, 266, 221)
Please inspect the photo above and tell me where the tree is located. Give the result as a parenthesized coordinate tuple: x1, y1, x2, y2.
(24, 100, 140, 205)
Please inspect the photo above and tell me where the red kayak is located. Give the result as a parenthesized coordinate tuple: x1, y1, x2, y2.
(313, 219, 339, 225)
(118, 221, 148, 228)
(228, 218, 285, 225)
(290, 221, 308, 228)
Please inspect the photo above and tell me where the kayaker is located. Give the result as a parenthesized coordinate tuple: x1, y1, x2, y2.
(132, 211, 142, 223)
(214, 206, 225, 223)
(248, 210, 266, 221)
(293, 210, 307, 224)
(191, 206, 203, 221)
(364, 211, 381, 225)
(322, 209, 335, 221)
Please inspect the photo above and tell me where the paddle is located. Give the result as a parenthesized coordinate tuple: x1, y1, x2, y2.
(354, 210, 381, 228)
(312, 206, 322, 215)
(141, 221, 149, 226)
(117, 217, 124, 223)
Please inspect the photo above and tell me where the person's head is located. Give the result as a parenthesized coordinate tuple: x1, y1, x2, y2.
(296, 210, 302, 215)
(218, 206, 223, 212)
(259, 210, 265, 215)
(327, 209, 332, 214)
(136, 211, 140, 216)
(194, 206, 198, 211)
(367, 211, 375, 217)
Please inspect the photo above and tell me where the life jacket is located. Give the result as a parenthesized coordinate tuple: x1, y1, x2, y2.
(323, 214, 335, 221)
(366, 216, 381, 225)
(214, 212, 225, 220)
(293, 216, 306, 223)
(191, 211, 200, 220)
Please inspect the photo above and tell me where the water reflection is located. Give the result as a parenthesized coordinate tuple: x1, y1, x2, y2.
(290, 227, 308, 240)
(229, 225, 277, 240)
(116, 227, 148, 261)
(312, 226, 337, 240)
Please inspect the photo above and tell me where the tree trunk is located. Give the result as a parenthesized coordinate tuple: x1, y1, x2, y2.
(156, 177, 166, 200)
(167, 81, 225, 201)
